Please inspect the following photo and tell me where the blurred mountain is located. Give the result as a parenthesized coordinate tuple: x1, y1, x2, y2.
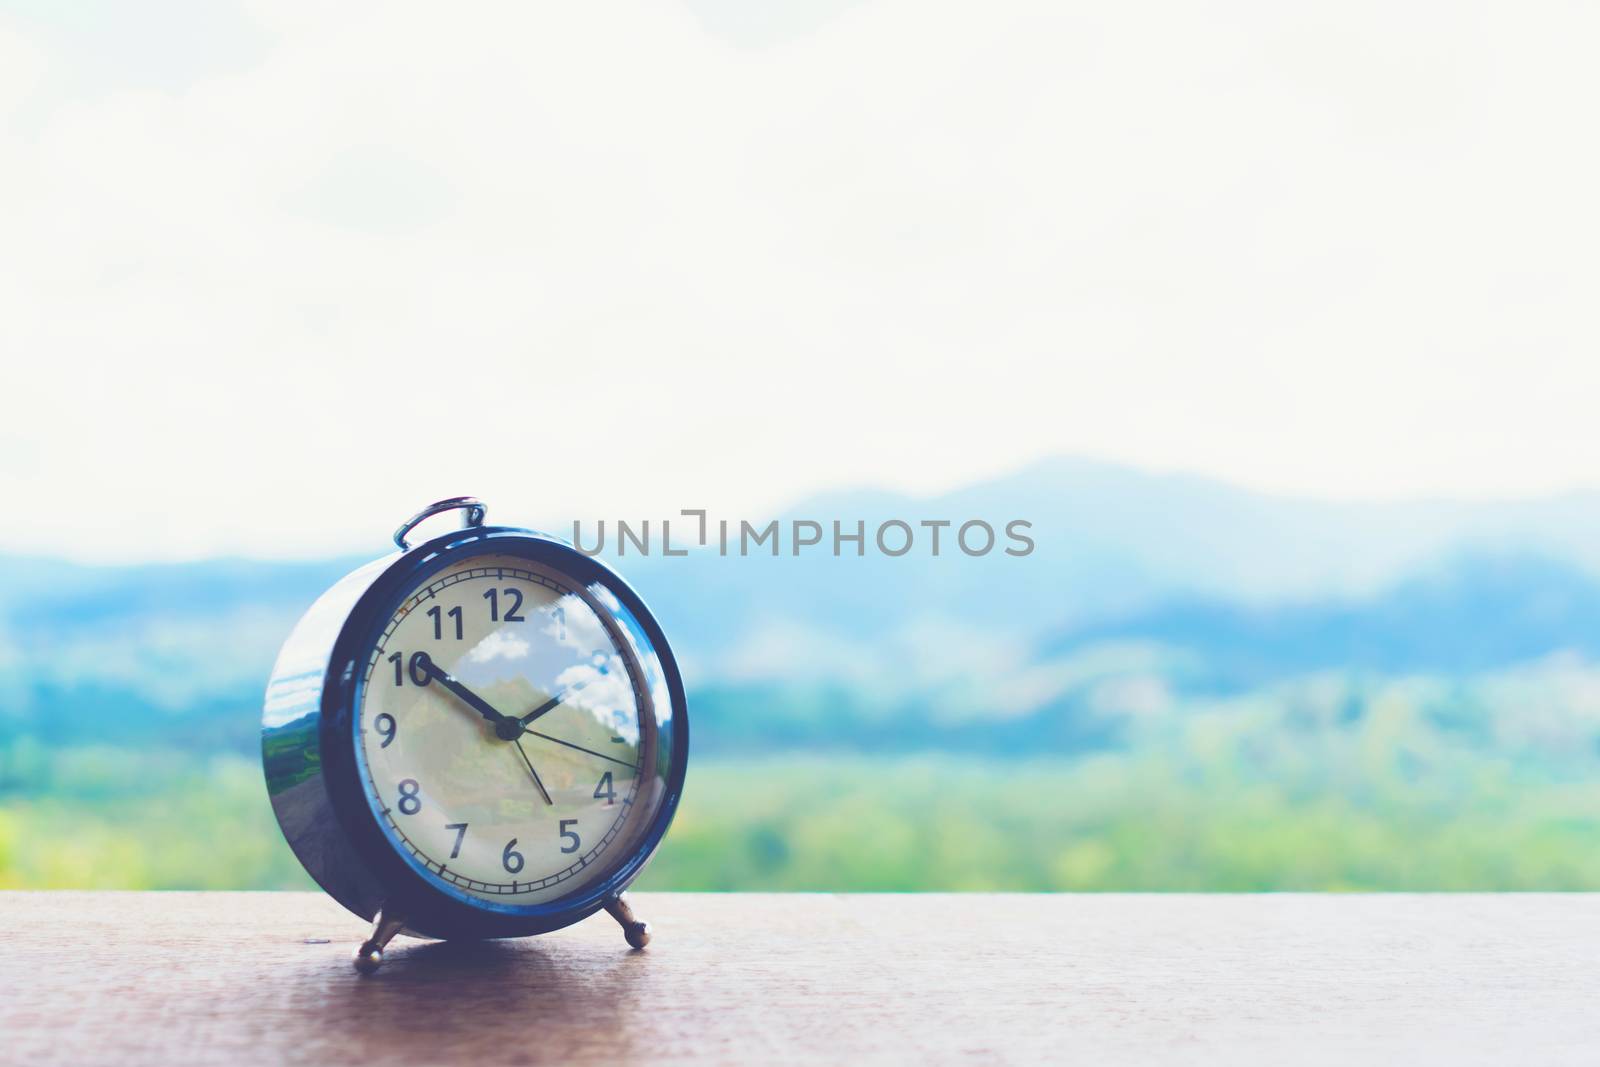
(625, 456, 1600, 683)
(7, 458, 1600, 756)
(1048, 553, 1600, 688)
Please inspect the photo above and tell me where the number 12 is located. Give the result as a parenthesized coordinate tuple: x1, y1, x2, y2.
(483, 587, 526, 622)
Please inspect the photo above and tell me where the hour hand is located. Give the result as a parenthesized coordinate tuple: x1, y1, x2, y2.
(517, 680, 588, 727)
(415, 653, 507, 726)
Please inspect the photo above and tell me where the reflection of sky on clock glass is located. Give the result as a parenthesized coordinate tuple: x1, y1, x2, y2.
(542, 591, 640, 746)
(445, 577, 639, 747)
(466, 629, 530, 664)
(591, 582, 674, 734)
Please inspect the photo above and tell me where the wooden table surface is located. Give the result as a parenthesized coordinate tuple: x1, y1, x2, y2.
(2, 892, 1597, 1065)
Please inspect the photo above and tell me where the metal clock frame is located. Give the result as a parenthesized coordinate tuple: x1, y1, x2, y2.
(262, 498, 689, 971)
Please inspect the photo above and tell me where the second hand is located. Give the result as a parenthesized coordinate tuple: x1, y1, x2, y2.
(513, 737, 554, 805)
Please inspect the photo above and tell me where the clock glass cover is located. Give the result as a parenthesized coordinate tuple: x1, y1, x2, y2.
(354, 553, 671, 908)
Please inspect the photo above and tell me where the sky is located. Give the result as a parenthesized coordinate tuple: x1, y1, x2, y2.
(3, 1, 1599, 561)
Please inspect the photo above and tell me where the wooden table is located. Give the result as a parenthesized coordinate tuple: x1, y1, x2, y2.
(2, 892, 1596, 1065)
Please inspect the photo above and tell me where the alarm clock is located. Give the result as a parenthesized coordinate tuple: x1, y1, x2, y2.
(261, 497, 688, 972)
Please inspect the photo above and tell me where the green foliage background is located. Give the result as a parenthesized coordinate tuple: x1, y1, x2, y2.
(9, 470, 1600, 893)
(7, 674, 1600, 891)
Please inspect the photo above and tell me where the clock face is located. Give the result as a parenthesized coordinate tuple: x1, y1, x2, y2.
(354, 552, 667, 907)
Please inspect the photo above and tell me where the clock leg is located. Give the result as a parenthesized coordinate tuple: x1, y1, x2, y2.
(353, 904, 407, 974)
(603, 893, 651, 949)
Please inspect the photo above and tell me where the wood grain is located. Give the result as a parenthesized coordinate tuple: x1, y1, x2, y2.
(2, 892, 1597, 1065)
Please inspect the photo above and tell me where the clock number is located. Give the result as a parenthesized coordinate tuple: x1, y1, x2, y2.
(374, 713, 397, 748)
(593, 772, 615, 805)
(483, 587, 526, 623)
(396, 779, 421, 816)
(502, 838, 525, 874)
(387, 651, 434, 687)
(444, 822, 468, 860)
(427, 604, 463, 641)
(559, 819, 581, 854)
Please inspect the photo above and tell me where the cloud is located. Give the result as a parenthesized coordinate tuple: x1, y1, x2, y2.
(5, 1, 1600, 560)
(466, 628, 530, 664)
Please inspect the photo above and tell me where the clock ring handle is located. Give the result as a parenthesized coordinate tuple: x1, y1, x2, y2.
(394, 496, 488, 551)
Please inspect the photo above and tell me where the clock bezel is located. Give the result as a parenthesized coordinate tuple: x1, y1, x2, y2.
(275, 524, 689, 941)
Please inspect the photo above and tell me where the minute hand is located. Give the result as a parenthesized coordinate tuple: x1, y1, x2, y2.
(418, 654, 509, 726)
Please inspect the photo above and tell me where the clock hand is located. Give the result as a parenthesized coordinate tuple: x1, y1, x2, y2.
(516, 680, 589, 727)
(512, 738, 554, 805)
(414, 653, 510, 728)
(525, 729, 637, 769)
(414, 654, 552, 800)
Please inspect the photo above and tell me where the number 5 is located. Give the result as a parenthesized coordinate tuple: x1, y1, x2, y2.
(559, 819, 581, 854)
